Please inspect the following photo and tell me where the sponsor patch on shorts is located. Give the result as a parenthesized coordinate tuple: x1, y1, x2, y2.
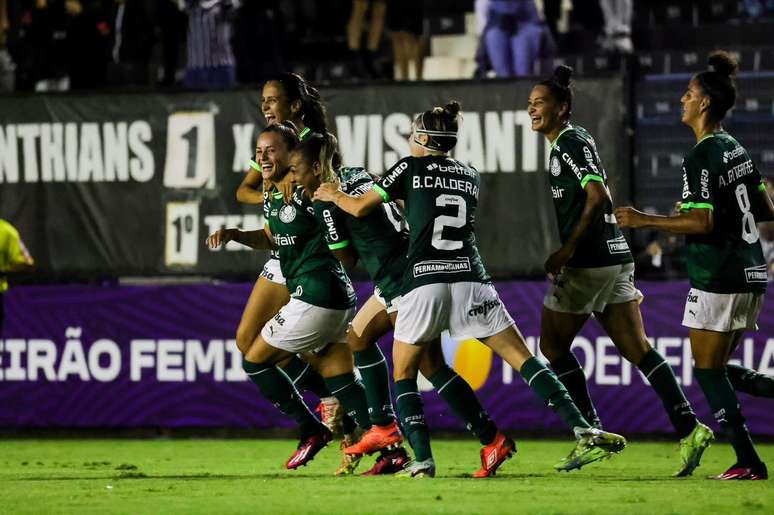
(744, 264, 768, 283)
(413, 257, 471, 277)
(468, 299, 500, 317)
(606, 235, 630, 254)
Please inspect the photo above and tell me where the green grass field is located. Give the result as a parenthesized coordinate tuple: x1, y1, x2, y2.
(1, 438, 771, 514)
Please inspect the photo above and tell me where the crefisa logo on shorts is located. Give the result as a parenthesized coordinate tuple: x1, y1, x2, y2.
(687, 292, 698, 303)
(279, 204, 297, 223)
(550, 156, 562, 177)
(468, 299, 499, 317)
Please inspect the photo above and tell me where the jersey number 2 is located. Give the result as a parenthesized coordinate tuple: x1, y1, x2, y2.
(432, 194, 466, 250)
(735, 184, 759, 244)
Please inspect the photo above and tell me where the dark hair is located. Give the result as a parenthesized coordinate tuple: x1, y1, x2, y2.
(413, 100, 462, 152)
(291, 132, 339, 183)
(265, 73, 330, 133)
(538, 65, 574, 120)
(259, 121, 300, 151)
(694, 50, 738, 122)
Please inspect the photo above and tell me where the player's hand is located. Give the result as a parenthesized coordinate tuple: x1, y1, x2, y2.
(673, 201, 683, 215)
(544, 246, 573, 280)
(613, 206, 646, 229)
(206, 228, 237, 249)
(276, 176, 295, 203)
(313, 181, 341, 203)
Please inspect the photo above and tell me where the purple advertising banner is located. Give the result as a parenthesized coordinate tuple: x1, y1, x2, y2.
(1, 281, 773, 435)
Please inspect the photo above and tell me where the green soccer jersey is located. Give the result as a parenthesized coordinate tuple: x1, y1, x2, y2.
(373, 156, 490, 293)
(679, 131, 767, 293)
(263, 186, 356, 309)
(314, 167, 408, 303)
(548, 125, 633, 268)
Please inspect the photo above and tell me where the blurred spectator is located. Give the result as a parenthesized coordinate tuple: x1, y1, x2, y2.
(387, 0, 426, 80)
(68, 0, 112, 90)
(347, 0, 386, 78)
(473, 0, 491, 77)
(598, 0, 632, 54)
(744, 0, 774, 18)
(633, 232, 684, 280)
(0, 0, 14, 91)
(232, 0, 285, 85)
(108, 0, 158, 87)
(157, 0, 186, 86)
(483, 0, 554, 77)
(178, 0, 238, 90)
(0, 219, 34, 334)
(8, 0, 72, 91)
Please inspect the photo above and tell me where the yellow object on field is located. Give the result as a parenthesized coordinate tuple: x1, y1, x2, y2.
(452, 338, 493, 391)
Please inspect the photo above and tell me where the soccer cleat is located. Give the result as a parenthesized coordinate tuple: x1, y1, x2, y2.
(396, 458, 436, 478)
(674, 422, 715, 477)
(343, 420, 403, 456)
(334, 437, 363, 476)
(362, 447, 411, 476)
(712, 462, 768, 480)
(554, 427, 627, 472)
(472, 431, 517, 478)
(285, 429, 333, 470)
(316, 396, 344, 434)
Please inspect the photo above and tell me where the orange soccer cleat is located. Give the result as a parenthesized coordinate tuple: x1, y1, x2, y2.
(472, 431, 516, 478)
(343, 419, 403, 456)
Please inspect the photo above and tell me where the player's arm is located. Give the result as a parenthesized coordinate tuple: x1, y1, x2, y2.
(316, 158, 408, 217)
(544, 141, 609, 275)
(315, 201, 358, 268)
(616, 156, 714, 235)
(314, 184, 383, 218)
(544, 181, 608, 275)
(752, 180, 774, 222)
(614, 206, 713, 234)
(205, 225, 276, 250)
(332, 247, 358, 271)
(236, 164, 264, 204)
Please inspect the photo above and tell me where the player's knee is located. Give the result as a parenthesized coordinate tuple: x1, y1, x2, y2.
(235, 324, 255, 354)
(393, 362, 419, 382)
(539, 339, 561, 361)
(346, 329, 371, 353)
(418, 351, 445, 378)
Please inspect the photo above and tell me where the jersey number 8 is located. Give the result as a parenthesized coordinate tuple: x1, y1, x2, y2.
(735, 183, 759, 244)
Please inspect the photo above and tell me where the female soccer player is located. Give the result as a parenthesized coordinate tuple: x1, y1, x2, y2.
(315, 101, 627, 477)
(208, 123, 373, 471)
(235, 73, 342, 432)
(527, 65, 714, 476)
(290, 133, 518, 477)
(616, 51, 774, 480)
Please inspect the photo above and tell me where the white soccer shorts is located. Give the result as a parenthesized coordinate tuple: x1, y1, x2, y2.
(260, 258, 286, 285)
(682, 288, 764, 332)
(543, 262, 643, 315)
(394, 282, 514, 344)
(261, 298, 355, 353)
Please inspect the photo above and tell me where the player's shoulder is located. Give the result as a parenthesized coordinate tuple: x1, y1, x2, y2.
(386, 156, 415, 173)
(291, 185, 310, 206)
(338, 166, 373, 192)
(560, 125, 595, 148)
(684, 135, 720, 168)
